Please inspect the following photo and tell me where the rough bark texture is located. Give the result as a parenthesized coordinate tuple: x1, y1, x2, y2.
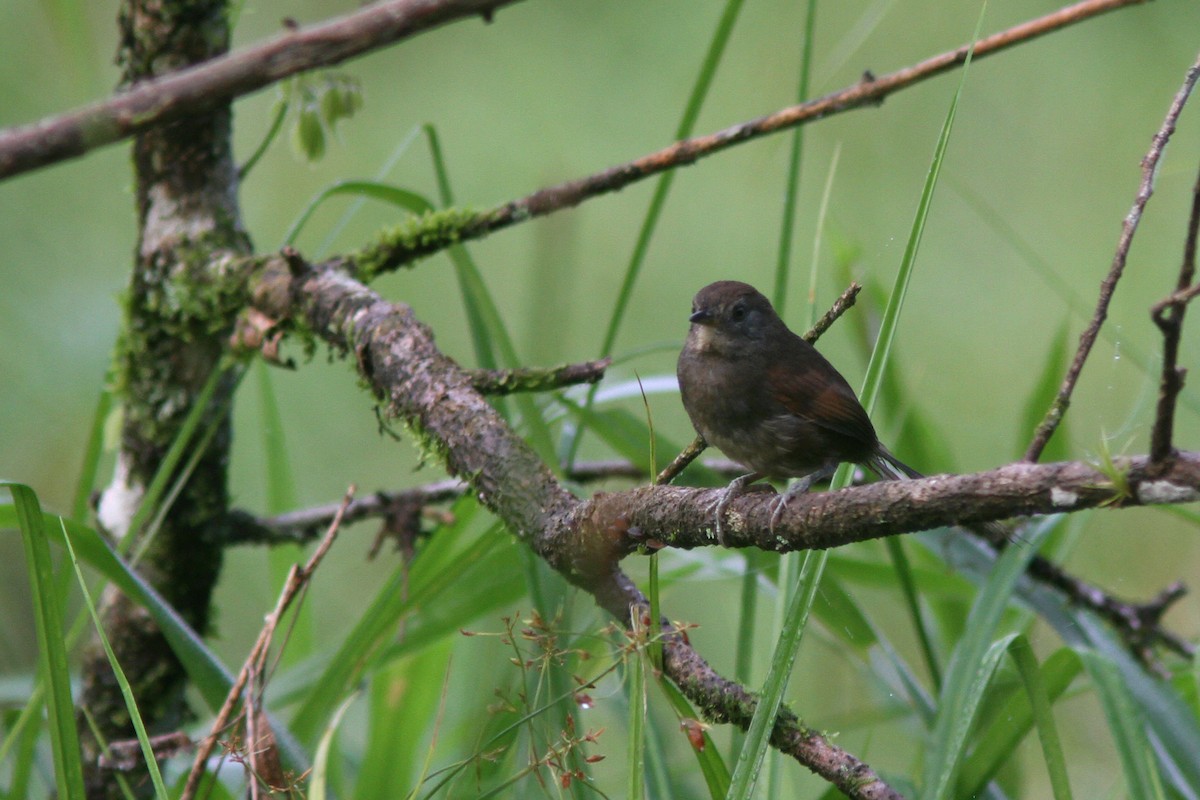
(82, 1, 248, 796)
(248, 255, 912, 798)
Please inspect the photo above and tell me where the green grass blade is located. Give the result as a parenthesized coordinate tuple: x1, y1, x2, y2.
(805, 143, 842, 330)
(920, 519, 1051, 800)
(727, 548, 827, 800)
(763, 4, 818, 785)
(289, 512, 515, 744)
(72, 372, 114, 522)
(359, 642, 452, 797)
(771, 0, 818, 315)
(2, 506, 311, 777)
(732, 552, 761, 686)
(309, 693, 357, 800)
(61, 521, 169, 800)
(239, 92, 288, 180)
(860, 4, 984, 413)
(1077, 649, 1159, 800)
(928, 524, 1200, 796)
(959, 647, 1081, 796)
(282, 179, 434, 247)
(627, 626, 648, 800)
(565, 0, 745, 468)
(2, 507, 229, 707)
(653, 675, 730, 798)
(6, 484, 86, 800)
(924, 633, 1018, 800)
(597, 0, 744, 359)
(6, 700, 41, 798)
(885, 536, 942, 689)
(735, 7, 988, 793)
(1006, 637, 1074, 800)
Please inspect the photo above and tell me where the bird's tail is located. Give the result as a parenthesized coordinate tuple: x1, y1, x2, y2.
(868, 446, 923, 481)
(869, 445, 1017, 545)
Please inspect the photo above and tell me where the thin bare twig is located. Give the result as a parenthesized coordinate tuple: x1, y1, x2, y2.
(1149, 155, 1200, 464)
(469, 357, 612, 395)
(350, 0, 1148, 274)
(804, 281, 863, 344)
(181, 488, 354, 800)
(1025, 50, 1200, 462)
(654, 435, 708, 486)
(0, 0, 523, 180)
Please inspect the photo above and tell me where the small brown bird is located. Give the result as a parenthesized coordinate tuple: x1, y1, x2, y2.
(676, 280, 919, 543)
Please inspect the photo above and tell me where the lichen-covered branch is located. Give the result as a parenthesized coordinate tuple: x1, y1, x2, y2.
(468, 357, 612, 395)
(590, 454, 1200, 554)
(248, 253, 907, 799)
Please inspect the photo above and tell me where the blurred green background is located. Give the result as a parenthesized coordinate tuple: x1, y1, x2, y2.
(3, 0, 1200, 795)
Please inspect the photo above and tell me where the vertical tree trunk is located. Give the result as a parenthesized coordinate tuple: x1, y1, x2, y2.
(81, 1, 248, 796)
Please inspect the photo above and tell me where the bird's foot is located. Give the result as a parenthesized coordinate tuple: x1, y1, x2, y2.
(709, 473, 762, 547)
(767, 468, 832, 533)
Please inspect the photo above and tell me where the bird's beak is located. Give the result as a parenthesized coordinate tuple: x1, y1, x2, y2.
(689, 308, 712, 324)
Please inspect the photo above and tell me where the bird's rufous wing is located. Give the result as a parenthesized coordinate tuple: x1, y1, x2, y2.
(766, 362, 876, 446)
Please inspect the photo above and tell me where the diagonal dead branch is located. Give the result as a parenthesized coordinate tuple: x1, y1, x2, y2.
(248, 255, 907, 798)
(0, 0, 524, 180)
(347, 0, 1148, 275)
(1025, 50, 1200, 463)
(250, 250, 1200, 794)
(589, 572, 905, 800)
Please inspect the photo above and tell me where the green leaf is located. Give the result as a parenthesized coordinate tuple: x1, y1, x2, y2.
(920, 519, 1050, 800)
(1077, 649, 1159, 800)
(6, 484, 85, 800)
(72, 372, 114, 522)
(294, 102, 326, 161)
(927, 525, 1200, 796)
(357, 642, 453, 797)
(283, 180, 435, 247)
(1006, 637, 1074, 800)
(62, 521, 169, 800)
(309, 693, 357, 800)
(727, 548, 828, 799)
(653, 673, 730, 798)
(959, 646, 1081, 797)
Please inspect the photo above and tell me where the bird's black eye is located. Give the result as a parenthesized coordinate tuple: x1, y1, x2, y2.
(730, 302, 747, 322)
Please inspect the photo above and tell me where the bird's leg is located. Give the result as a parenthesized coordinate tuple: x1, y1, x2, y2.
(710, 472, 763, 546)
(768, 466, 834, 533)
